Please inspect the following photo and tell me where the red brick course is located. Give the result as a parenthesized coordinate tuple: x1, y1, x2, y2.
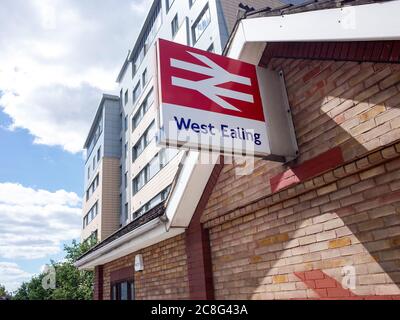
(270, 147, 344, 192)
(295, 269, 400, 300)
(93, 265, 103, 300)
(185, 160, 223, 299)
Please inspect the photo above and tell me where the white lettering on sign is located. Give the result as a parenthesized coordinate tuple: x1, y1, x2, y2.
(170, 51, 254, 112)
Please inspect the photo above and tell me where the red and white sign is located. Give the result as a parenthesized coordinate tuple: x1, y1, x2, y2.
(156, 39, 270, 156)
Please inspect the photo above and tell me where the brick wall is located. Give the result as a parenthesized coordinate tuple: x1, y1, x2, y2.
(93, 265, 103, 300)
(102, 234, 189, 300)
(201, 58, 400, 299)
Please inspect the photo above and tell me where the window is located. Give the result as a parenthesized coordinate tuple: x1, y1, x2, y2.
(148, 193, 162, 210)
(146, 8, 162, 46)
(97, 146, 101, 163)
(171, 14, 179, 37)
(132, 82, 141, 106)
(192, 4, 211, 43)
(83, 202, 98, 228)
(124, 143, 128, 159)
(92, 156, 95, 170)
(160, 148, 179, 167)
(124, 172, 128, 188)
(131, 148, 178, 195)
(119, 193, 122, 223)
(131, 61, 136, 79)
(133, 186, 171, 219)
(86, 174, 99, 201)
(166, 0, 175, 12)
(189, 0, 197, 7)
(91, 230, 98, 244)
(132, 121, 156, 162)
(142, 69, 148, 88)
(132, 108, 143, 131)
(84, 230, 98, 246)
(87, 166, 90, 180)
(86, 114, 103, 158)
(207, 43, 214, 53)
(146, 121, 156, 140)
(132, 88, 154, 131)
(132, 139, 144, 162)
(111, 280, 134, 300)
(132, 170, 146, 194)
(124, 89, 128, 105)
(124, 203, 128, 221)
(124, 116, 128, 132)
(144, 87, 154, 112)
(148, 154, 161, 181)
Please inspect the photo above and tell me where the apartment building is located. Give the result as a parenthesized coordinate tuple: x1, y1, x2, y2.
(81, 94, 121, 242)
(81, 0, 279, 241)
(116, 0, 281, 230)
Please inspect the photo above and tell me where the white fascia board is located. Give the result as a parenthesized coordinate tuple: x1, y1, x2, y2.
(227, 25, 267, 65)
(165, 151, 217, 229)
(228, 1, 400, 58)
(76, 218, 183, 270)
(229, 22, 247, 60)
(76, 151, 217, 269)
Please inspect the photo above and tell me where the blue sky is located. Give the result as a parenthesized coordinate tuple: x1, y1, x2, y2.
(0, 111, 83, 193)
(0, 0, 152, 292)
(0, 109, 82, 291)
(0, 108, 82, 267)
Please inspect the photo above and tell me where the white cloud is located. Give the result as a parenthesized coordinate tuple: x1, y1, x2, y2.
(0, 0, 147, 152)
(0, 182, 82, 260)
(0, 262, 32, 293)
(131, 0, 153, 14)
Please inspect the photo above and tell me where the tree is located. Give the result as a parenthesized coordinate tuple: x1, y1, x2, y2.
(13, 240, 94, 300)
(0, 284, 11, 300)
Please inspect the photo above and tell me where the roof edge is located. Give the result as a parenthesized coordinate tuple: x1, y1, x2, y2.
(224, 0, 399, 56)
(83, 93, 120, 149)
(116, 0, 161, 83)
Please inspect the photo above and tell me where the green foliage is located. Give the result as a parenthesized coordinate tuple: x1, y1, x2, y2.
(13, 240, 94, 300)
(65, 239, 94, 263)
(0, 284, 10, 299)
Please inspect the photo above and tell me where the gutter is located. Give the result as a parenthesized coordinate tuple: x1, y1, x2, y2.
(74, 217, 164, 269)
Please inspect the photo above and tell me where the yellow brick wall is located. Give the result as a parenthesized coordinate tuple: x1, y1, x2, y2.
(201, 59, 400, 299)
(102, 234, 189, 300)
(202, 60, 400, 224)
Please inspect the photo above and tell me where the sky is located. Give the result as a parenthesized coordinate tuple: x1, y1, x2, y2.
(0, 0, 152, 293)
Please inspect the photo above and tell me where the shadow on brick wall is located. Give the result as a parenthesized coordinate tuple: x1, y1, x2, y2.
(205, 56, 400, 299)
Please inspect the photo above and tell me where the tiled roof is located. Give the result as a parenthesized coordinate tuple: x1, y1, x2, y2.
(77, 202, 165, 261)
(244, 0, 391, 18)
